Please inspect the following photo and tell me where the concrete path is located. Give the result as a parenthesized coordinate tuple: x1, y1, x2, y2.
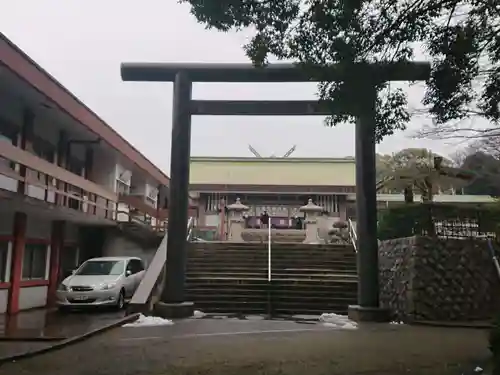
(0, 318, 490, 375)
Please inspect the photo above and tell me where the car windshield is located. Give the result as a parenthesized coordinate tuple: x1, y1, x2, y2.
(75, 260, 125, 276)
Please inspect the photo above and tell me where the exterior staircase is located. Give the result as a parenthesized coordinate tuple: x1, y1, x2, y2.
(186, 242, 358, 315)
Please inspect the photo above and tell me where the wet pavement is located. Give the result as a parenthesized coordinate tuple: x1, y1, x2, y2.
(0, 341, 52, 360)
(0, 309, 126, 339)
(0, 316, 491, 375)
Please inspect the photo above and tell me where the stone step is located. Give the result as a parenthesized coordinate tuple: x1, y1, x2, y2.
(187, 271, 356, 279)
(187, 286, 357, 300)
(189, 242, 353, 248)
(187, 266, 357, 273)
(188, 255, 356, 263)
(188, 246, 356, 253)
(186, 242, 357, 315)
(188, 249, 355, 256)
(191, 300, 353, 315)
(187, 292, 356, 301)
(187, 254, 356, 261)
(186, 281, 358, 291)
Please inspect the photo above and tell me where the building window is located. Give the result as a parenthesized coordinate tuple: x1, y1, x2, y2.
(22, 243, 49, 280)
(0, 134, 16, 170)
(116, 179, 130, 195)
(67, 157, 84, 176)
(0, 242, 10, 283)
(32, 139, 55, 163)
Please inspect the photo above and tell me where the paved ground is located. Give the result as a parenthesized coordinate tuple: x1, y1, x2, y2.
(0, 317, 491, 375)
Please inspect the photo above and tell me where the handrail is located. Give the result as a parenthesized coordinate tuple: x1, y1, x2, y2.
(186, 217, 195, 242)
(127, 217, 194, 313)
(348, 218, 358, 253)
(487, 239, 500, 280)
(267, 220, 272, 282)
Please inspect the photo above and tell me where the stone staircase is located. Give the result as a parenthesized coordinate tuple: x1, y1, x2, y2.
(186, 242, 358, 315)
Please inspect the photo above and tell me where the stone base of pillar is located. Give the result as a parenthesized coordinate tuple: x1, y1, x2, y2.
(347, 305, 391, 322)
(155, 301, 195, 319)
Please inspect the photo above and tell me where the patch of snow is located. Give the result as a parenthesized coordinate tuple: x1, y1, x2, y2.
(123, 314, 174, 327)
(193, 310, 206, 319)
(474, 366, 483, 373)
(390, 320, 404, 325)
(319, 313, 358, 330)
(293, 314, 321, 320)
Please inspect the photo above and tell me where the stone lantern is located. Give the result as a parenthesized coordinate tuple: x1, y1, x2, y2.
(299, 199, 324, 244)
(226, 198, 249, 242)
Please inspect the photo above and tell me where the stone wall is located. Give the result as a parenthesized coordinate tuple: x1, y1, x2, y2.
(379, 236, 500, 322)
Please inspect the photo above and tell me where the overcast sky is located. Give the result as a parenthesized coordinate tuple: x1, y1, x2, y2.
(0, 0, 475, 173)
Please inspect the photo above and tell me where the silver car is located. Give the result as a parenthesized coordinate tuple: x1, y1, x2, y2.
(56, 256, 146, 310)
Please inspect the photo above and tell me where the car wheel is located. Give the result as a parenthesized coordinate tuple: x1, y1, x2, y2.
(116, 290, 125, 310)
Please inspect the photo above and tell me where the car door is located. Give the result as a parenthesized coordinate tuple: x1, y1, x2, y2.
(130, 259, 146, 293)
(123, 260, 136, 298)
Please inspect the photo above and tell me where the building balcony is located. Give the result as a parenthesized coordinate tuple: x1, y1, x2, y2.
(117, 193, 168, 232)
(0, 139, 169, 230)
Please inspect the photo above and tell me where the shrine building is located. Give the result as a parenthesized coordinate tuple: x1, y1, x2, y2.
(188, 155, 495, 240)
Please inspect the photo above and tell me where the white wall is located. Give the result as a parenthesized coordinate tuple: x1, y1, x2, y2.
(18, 286, 48, 310)
(0, 289, 8, 314)
(0, 175, 18, 192)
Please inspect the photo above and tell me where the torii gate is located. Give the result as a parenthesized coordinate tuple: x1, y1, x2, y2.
(120, 61, 430, 321)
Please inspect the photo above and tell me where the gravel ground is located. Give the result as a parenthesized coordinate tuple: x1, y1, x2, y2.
(0, 319, 490, 375)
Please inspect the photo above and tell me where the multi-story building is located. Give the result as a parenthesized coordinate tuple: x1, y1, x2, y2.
(0, 33, 176, 315)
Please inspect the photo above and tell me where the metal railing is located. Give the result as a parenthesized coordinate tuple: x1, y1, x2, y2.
(488, 239, 500, 280)
(348, 218, 358, 253)
(127, 217, 194, 314)
(186, 217, 195, 242)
